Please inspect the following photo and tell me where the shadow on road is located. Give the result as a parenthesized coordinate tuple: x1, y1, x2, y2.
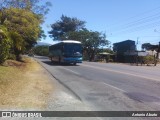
(42, 61, 80, 66)
(125, 92, 160, 102)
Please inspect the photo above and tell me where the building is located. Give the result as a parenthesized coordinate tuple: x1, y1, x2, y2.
(113, 40, 136, 62)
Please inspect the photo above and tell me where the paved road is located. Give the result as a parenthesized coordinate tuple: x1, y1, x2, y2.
(35, 56, 160, 120)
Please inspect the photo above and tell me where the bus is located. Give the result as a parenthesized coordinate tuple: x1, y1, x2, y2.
(49, 40, 82, 65)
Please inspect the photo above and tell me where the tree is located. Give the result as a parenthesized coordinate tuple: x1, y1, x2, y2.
(49, 15, 110, 61)
(0, 25, 11, 64)
(0, 8, 43, 60)
(49, 15, 86, 40)
(0, 0, 51, 62)
(142, 43, 158, 51)
(0, 0, 52, 16)
(65, 29, 109, 61)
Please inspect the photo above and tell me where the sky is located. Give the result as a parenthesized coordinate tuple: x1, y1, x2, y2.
(41, 0, 160, 50)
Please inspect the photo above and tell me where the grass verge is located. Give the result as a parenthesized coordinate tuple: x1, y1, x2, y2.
(0, 57, 53, 110)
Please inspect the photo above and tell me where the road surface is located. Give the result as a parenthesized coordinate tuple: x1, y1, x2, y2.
(35, 56, 160, 120)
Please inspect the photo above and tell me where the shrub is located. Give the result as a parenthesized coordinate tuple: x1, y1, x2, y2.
(0, 28, 11, 64)
(8, 54, 16, 60)
(33, 46, 49, 56)
(143, 55, 154, 65)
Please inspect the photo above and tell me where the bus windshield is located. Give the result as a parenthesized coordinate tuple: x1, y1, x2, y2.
(63, 43, 82, 57)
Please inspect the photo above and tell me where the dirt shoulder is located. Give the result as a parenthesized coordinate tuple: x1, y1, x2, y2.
(0, 57, 54, 110)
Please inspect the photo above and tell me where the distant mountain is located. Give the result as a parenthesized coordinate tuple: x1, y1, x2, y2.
(35, 42, 51, 46)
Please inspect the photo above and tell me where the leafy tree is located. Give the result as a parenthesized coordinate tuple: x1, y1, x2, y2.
(9, 31, 25, 60)
(0, 25, 11, 64)
(65, 29, 109, 61)
(0, 0, 52, 16)
(142, 43, 158, 51)
(49, 15, 110, 61)
(0, 0, 51, 62)
(0, 8, 43, 60)
(49, 15, 86, 40)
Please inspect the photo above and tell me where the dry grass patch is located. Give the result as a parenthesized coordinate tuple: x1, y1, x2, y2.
(0, 57, 54, 110)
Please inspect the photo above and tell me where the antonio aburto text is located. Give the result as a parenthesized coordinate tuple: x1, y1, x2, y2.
(132, 112, 158, 117)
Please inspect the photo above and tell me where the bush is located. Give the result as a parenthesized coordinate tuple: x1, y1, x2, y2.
(0, 38, 11, 64)
(8, 54, 16, 60)
(143, 55, 154, 65)
(0, 28, 11, 64)
(33, 46, 49, 56)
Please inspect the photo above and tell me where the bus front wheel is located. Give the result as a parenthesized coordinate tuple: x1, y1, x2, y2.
(59, 57, 61, 64)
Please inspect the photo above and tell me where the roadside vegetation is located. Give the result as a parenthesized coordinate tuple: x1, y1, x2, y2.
(1, 1, 158, 65)
(0, 57, 53, 109)
(142, 43, 160, 66)
(0, 0, 51, 64)
(0, 1, 111, 63)
(33, 45, 49, 56)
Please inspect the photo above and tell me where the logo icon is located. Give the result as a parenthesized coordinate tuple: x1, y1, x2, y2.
(2, 112, 12, 117)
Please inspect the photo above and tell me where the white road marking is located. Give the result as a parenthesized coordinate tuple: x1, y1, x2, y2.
(81, 64, 160, 82)
(103, 82, 160, 105)
(59, 67, 80, 75)
(103, 82, 126, 93)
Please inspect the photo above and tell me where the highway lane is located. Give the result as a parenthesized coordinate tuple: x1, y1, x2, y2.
(54, 61, 160, 104)
(35, 56, 160, 115)
(59, 63, 160, 107)
(81, 62, 160, 81)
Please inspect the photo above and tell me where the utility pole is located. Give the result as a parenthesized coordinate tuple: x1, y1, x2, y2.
(136, 37, 139, 50)
(154, 30, 160, 66)
(155, 42, 160, 66)
(136, 37, 139, 66)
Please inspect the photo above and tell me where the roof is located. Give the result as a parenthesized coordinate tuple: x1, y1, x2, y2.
(114, 40, 135, 45)
(50, 40, 81, 46)
(61, 40, 81, 44)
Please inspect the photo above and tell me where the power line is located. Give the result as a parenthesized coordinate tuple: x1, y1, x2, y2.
(110, 13, 160, 31)
(107, 6, 160, 29)
(110, 13, 160, 34)
(113, 20, 160, 35)
(122, 13, 160, 29)
(107, 6, 160, 36)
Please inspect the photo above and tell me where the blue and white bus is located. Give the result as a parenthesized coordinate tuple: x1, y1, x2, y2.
(49, 40, 82, 65)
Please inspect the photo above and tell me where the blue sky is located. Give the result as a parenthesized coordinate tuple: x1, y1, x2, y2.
(41, 0, 160, 50)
